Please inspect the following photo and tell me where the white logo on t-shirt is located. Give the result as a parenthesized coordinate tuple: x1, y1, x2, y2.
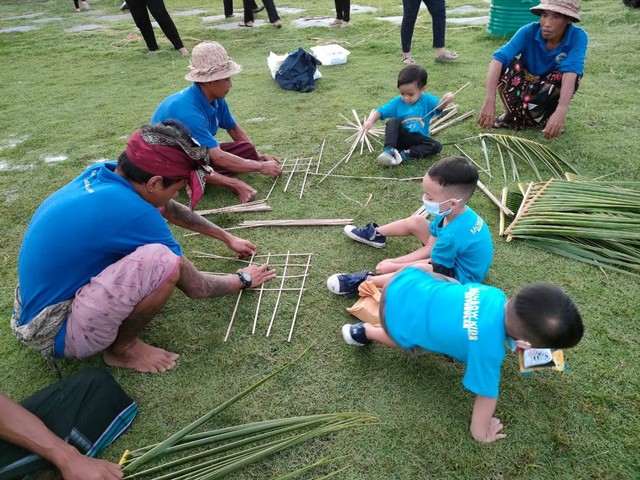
(463, 287, 480, 341)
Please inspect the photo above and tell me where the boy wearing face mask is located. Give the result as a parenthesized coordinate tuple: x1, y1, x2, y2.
(327, 156, 493, 296)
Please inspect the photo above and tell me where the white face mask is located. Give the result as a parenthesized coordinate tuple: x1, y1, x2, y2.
(422, 197, 460, 217)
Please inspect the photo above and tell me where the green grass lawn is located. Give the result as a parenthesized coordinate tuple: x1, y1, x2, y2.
(1, 0, 639, 478)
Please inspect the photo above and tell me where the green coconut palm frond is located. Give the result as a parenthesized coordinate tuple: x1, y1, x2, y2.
(120, 347, 377, 480)
(503, 178, 640, 276)
(454, 133, 579, 183)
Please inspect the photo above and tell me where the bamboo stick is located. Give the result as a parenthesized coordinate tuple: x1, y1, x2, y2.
(288, 254, 312, 342)
(477, 180, 513, 216)
(338, 112, 358, 128)
(454, 144, 491, 178)
(316, 140, 325, 174)
(264, 158, 286, 201)
(252, 252, 270, 334)
(430, 110, 475, 135)
(429, 105, 458, 128)
(504, 181, 536, 241)
(266, 251, 289, 337)
(317, 151, 349, 184)
(224, 253, 255, 342)
(311, 172, 422, 181)
(194, 252, 315, 260)
(283, 158, 299, 192)
(196, 200, 272, 216)
(235, 219, 353, 229)
(420, 82, 470, 121)
(299, 154, 312, 199)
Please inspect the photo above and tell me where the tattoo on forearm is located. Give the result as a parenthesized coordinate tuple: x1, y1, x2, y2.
(177, 256, 235, 299)
(166, 200, 218, 232)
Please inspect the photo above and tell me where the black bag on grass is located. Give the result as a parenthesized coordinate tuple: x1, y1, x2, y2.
(275, 48, 322, 93)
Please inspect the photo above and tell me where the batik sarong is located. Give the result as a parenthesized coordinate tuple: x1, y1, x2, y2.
(496, 59, 581, 130)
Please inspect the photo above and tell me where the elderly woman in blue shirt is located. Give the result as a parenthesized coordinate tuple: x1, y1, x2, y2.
(478, 0, 587, 139)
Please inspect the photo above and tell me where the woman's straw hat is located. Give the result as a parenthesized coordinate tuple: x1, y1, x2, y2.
(530, 0, 581, 22)
(185, 41, 243, 83)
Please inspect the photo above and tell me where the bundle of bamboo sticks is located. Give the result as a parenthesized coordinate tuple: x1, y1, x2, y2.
(195, 199, 272, 216)
(233, 218, 354, 229)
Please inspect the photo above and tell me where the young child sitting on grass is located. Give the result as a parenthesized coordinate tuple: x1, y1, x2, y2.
(362, 64, 454, 166)
(327, 156, 493, 296)
(341, 267, 584, 443)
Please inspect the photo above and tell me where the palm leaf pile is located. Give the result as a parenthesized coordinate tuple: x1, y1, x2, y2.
(120, 351, 377, 480)
(454, 133, 579, 184)
(503, 178, 640, 277)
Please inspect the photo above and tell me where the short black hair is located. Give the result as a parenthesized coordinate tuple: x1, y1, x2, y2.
(427, 156, 479, 200)
(397, 64, 427, 89)
(117, 120, 195, 187)
(511, 283, 584, 348)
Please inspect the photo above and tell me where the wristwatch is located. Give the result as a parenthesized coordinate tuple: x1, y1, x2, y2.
(236, 271, 252, 289)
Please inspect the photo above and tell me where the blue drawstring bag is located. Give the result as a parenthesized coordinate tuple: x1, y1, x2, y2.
(275, 48, 322, 93)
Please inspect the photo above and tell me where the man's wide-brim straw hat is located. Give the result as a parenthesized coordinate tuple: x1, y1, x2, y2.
(531, 0, 581, 22)
(185, 41, 243, 83)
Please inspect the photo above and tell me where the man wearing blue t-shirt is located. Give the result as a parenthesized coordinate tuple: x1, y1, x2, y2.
(152, 41, 282, 203)
(341, 267, 584, 443)
(478, 0, 588, 138)
(12, 121, 276, 373)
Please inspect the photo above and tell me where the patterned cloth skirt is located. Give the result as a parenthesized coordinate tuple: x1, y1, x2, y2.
(496, 59, 582, 130)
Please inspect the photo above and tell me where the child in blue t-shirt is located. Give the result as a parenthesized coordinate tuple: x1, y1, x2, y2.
(362, 64, 454, 166)
(341, 267, 584, 443)
(327, 156, 493, 296)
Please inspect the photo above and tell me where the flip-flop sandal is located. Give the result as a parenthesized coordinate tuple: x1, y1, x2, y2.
(435, 51, 458, 63)
(493, 114, 508, 128)
(238, 21, 254, 27)
(401, 54, 415, 64)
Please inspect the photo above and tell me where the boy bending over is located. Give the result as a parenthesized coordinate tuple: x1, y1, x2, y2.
(342, 267, 584, 442)
(327, 156, 493, 296)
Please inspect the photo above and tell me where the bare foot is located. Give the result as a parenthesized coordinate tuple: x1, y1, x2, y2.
(178, 47, 189, 56)
(236, 184, 258, 203)
(103, 339, 179, 373)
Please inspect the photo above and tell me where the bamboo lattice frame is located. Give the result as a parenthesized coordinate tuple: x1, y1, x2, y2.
(193, 252, 314, 341)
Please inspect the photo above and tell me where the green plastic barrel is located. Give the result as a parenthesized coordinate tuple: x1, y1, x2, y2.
(487, 0, 541, 36)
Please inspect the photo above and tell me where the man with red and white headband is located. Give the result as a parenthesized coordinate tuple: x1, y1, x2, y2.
(12, 121, 276, 373)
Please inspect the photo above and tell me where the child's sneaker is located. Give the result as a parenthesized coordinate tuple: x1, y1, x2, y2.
(344, 223, 386, 248)
(326, 271, 371, 296)
(342, 322, 371, 346)
(398, 150, 409, 162)
(377, 147, 402, 167)
(82, 0, 90, 9)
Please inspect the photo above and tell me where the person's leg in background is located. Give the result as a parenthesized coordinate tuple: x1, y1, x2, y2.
(145, 0, 189, 55)
(126, 0, 159, 51)
(425, 0, 458, 61)
(400, 0, 421, 63)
